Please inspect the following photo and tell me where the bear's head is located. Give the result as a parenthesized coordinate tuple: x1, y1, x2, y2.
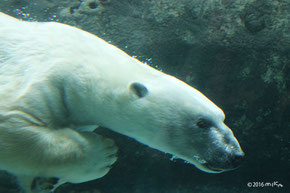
(104, 70, 245, 173)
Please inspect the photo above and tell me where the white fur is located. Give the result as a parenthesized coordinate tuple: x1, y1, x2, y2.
(0, 12, 243, 192)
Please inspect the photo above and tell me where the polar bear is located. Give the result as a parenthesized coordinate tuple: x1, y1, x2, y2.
(0, 12, 244, 193)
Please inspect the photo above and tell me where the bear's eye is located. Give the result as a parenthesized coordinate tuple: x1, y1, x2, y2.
(129, 82, 148, 98)
(196, 119, 210, 129)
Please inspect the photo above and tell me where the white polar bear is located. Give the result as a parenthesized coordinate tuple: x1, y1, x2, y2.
(0, 12, 244, 193)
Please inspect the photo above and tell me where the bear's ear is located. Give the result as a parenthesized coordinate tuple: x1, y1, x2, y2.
(129, 82, 149, 98)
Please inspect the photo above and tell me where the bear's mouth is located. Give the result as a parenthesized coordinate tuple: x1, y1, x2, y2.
(173, 154, 232, 173)
(202, 163, 226, 173)
(195, 162, 226, 173)
(191, 155, 226, 173)
(194, 158, 239, 173)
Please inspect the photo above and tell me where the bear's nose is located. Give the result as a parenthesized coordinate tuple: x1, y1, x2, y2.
(232, 152, 245, 168)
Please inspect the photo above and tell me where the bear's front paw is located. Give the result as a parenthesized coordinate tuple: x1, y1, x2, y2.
(88, 134, 118, 178)
(68, 132, 118, 183)
(30, 177, 59, 193)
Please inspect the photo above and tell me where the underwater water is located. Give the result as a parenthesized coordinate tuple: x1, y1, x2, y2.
(0, 0, 289, 193)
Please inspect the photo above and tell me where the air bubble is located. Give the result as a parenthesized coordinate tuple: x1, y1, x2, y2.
(170, 155, 177, 161)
